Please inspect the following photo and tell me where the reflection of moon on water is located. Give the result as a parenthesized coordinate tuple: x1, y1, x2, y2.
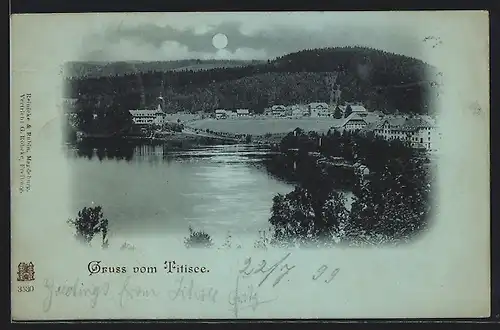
(212, 33, 228, 49)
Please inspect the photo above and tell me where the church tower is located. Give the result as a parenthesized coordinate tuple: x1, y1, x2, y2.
(326, 73, 341, 107)
(334, 85, 342, 105)
(158, 79, 166, 112)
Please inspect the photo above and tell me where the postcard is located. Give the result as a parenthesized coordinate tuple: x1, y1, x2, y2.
(10, 11, 490, 320)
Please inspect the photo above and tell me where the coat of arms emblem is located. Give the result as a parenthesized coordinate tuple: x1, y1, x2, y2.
(17, 262, 35, 281)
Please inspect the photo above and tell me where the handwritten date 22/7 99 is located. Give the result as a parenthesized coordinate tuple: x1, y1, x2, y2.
(238, 253, 340, 287)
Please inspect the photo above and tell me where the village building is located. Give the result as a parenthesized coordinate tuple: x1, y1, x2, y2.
(279, 105, 307, 118)
(271, 105, 287, 117)
(291, 105, 308, 117)
(340, 112, 383, 132)
(226, 110, 238, 118)
(129, 104, 166, 126)
(373, 115, 438, 150)
(215, 109, 227, 119)
(236, 109, 250, 117)
(308, 102, 330, 117)
(342, 114, 368, 131)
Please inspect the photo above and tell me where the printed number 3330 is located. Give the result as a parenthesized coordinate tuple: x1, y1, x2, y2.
(17, 285, 34, 293)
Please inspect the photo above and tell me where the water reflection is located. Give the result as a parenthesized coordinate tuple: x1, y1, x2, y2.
(68, 139, 279, 165)
(72, 139, 136, 162)
(66, 141, 293, 238)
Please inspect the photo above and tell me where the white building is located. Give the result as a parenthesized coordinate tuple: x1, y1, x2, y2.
(227, 110, 238, 118)
(236, 109, 250, 117)
(290, 105, 308, 117)
(308, 102, 330, 117)
(215, 109, 227, 119)
(341, 112, 383, 132)
(271, 105, 287, 117)
(342, 114, 369, 131)
(129, 105, 166, 126)
(373, 115, 438, 150)
(292, 105, 310, 117)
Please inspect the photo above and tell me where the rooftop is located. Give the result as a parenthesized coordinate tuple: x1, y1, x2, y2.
(375, 115, 435, 131)
(309, 102, 329, 108)
(129, 105, 165, 116)
(350, 105, 367, 112)
(341, 112, 382, 127)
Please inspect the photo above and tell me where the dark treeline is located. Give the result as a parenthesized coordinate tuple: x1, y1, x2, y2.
(265, 128, 434, 246)
(66, 104, 138, 137)
(64, 59, 265, 79)
(65, 46, 437, 120)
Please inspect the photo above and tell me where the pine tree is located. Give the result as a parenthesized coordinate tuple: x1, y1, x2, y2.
(333, 106, 343, 119)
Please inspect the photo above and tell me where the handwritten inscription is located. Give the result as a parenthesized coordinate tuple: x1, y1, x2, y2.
(168, 276, 218, 303)
(238, 253, 296, 287)
(42, 276, 218, 312)
(228, 275, 277, 318)
(312, 265, 340, 283)
(118, 276, 159, 307)
(43, 278, 110, 312)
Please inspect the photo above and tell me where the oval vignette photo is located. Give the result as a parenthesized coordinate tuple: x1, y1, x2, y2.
(62, 14, 440, 251)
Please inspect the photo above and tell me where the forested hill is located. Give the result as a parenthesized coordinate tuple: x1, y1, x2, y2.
(64, 59, 265, 78)
(65, 46, 438, 115)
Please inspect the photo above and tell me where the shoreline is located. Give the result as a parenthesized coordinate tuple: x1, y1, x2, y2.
(72, 130, 281, 148)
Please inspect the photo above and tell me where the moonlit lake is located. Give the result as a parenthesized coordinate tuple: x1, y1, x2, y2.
(66, 143, 294, 240)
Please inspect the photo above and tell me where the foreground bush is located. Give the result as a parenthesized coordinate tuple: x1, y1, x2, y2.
(184, 226, 214, 248)
(67, 205, 109, 247)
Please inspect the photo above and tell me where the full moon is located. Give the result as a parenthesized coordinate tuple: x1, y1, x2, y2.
(212, 33, 228, 49)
